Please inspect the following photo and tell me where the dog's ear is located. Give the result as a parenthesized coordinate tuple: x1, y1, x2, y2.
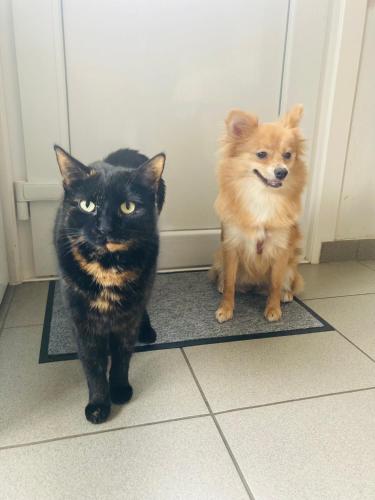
(280, 104, 303, 128)
(226, 110, 258, 140)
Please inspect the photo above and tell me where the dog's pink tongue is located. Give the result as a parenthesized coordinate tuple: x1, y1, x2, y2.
(269, 179, 282, 187)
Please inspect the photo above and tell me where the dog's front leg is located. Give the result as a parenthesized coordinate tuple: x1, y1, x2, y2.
(265, 250, 289, 322)
(215, 245, 238, 323)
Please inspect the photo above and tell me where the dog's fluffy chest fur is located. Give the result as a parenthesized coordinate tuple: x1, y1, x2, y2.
(212, 105, 306, 320)
(240, 179, 282, 226)
(225, 224, 290, 263)
(223, 180, 292, 259)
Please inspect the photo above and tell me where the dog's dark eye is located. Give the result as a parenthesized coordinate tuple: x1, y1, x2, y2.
(256, 151, 268, 159)
(283, 152, 292, 160)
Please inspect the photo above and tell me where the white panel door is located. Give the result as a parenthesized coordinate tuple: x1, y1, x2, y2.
(63, 0, 288, 233)
(15, 0, 289, 275)
(12, 0, 331, 276)
(336, 2, 375, 240)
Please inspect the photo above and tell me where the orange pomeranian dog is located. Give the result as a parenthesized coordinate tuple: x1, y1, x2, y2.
(210, 104, 307, 323)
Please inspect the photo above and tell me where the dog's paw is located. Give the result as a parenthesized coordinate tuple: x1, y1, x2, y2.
(215, 305, 233, 323)
(264, 305, 282, 322)
(217, 282, 224, 294)
(281, 291, 293, 303)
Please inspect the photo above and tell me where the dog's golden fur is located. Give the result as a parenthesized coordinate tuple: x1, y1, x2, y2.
(210, 105, 307, 322)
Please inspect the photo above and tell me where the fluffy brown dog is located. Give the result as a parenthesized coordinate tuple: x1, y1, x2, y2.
(210, 105, 307, 323)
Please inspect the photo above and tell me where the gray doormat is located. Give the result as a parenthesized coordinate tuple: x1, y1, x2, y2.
(39, 271, 332, 363)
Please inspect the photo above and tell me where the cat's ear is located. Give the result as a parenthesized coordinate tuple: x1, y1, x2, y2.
(135, 153, 165, 188)
(280, 104, 303, 128)
(54, 145, 93, 187)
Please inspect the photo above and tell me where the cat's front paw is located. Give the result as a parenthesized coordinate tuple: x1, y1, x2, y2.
(139, 325, 157, 344)
(264, 305, 282, 322)
(110, 384, 133, 405)
(215, 304, 234, 323)
(85, 403, 111, 424)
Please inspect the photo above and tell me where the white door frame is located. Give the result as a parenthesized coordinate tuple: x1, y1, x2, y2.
(305, 0, 368, 263)
(0, 0, 26, 284)
(0, 0, 368, 280)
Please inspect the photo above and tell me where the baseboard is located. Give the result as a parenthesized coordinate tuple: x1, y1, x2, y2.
(27, 228, 221, 278)
(158, 229, 220, 270)
(320, 239, 375, 262)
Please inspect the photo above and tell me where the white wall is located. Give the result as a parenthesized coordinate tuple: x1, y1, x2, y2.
(336, 0, 375, 240)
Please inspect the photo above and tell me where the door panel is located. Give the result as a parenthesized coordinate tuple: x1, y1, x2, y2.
(336, 3, 375, 239)
(63, 0, 288, 231)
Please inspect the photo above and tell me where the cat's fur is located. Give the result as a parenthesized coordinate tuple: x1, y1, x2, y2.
(54, 146, 166, 424)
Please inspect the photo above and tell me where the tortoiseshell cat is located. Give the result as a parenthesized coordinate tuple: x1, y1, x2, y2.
(54, 146, 166, 424)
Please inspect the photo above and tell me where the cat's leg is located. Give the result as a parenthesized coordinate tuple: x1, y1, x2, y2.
(76, 333, 111, 424)
(109, 332, 134, 405)
(138, 310, 157, 344)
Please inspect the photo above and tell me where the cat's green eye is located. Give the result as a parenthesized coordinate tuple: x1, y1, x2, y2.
(79, 200, 96, 213)
(120, 201, 136, 215)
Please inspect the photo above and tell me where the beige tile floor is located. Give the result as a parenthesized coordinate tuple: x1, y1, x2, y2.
(1, 261, 375, 499)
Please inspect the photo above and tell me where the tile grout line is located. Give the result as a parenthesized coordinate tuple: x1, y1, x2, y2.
(335, 328, 375, 364)
(303, 291, 375, 301)
(304, 290, 375, 363)
(3, 279, 375, 460)
(357, 261, 375, 272)
(0, 413, 210, 453)
(180, 348, 256, 500)
(4, 355, 373, 455)
(2, 323, 45, 331)
(214, 385, 375, 416)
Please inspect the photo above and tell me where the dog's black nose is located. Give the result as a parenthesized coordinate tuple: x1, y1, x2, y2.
(274, 167, 288, 180)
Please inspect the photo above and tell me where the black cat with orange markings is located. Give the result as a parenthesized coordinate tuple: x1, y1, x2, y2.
(54, 146, 166, 424)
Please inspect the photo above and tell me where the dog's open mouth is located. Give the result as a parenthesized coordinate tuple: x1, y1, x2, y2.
(253, 169, 282, 188)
